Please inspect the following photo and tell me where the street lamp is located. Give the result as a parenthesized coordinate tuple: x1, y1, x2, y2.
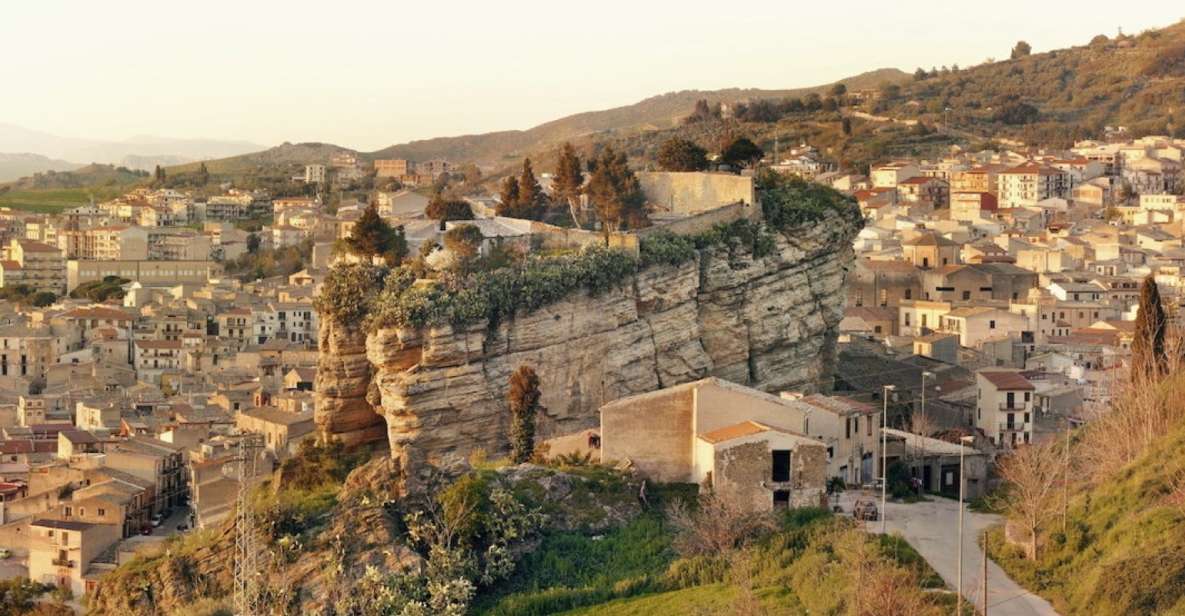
(957, 434, 975, 615)
(919, 370, 934, 492)
(881, 384, 896, 534)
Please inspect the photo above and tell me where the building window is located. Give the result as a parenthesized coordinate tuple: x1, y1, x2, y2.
(989, 320, 996, 329)
(773, 490, 790, 509)
(771, 450, 792, 482)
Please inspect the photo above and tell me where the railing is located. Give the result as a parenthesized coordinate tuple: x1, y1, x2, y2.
(998, 403, 1028, 412)
(998, 422, 1030, 432)
(52, 557, 74, 568)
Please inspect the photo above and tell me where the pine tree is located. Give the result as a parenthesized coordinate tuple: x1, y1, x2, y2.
(657, 138, 708, 172)
(497, 176, 520, 216)
(347, 203, 407, 265)
(553, 143, 584, 211)
(1132, 274, 1168, 381)
(426, 193, 474, 230)
(586, 146, 647, 232)
(508, 365, 543, 464)
(517, 158, 546, 219)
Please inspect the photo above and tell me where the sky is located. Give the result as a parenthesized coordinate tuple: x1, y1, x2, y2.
(1, 1, 1182, 151)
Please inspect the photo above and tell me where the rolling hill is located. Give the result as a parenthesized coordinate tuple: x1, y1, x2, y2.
(168, 68, 909, 178)
(876, 18, 1185, 146)
(0, 152, 81, 182)
(369, 68, 910, 165)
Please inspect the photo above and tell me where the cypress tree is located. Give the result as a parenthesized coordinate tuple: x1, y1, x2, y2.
(497, 176, 520, 216)
(1132, 274, 1168, 381)
(517, 158, 546, 219)
(508, 365, 543, 464)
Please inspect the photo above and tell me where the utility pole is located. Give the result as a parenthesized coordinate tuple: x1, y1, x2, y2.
(957, 434, 973, 615)
(234, 434, 263, 616)
(1063, 424, 1071, 532)
(982, 540, 989, 616)
(881, 384, 896, 535)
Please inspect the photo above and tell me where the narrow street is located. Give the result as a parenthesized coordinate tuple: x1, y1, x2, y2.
(840, 492, 1061, 616)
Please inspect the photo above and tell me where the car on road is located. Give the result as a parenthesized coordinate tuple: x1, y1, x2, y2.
(852, 499, 879, 521)
(0, 548, 10, 559)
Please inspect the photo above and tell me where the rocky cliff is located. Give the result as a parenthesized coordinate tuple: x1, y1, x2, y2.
(316, 208, 860, 485)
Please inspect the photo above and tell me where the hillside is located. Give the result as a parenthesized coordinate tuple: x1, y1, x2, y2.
(0, 164, 149, 213)
(0, 152, 81, 183)
(877, 18, 1185, 146)
(87, 441, 956, 616)
(369, 68, 909, 166)
(987, 375, 1185, 615)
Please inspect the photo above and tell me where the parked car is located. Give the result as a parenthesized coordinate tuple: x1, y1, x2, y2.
(151, 516, 163, 528)
(853, 499, 879, 521)
(0, 548, 11, 559)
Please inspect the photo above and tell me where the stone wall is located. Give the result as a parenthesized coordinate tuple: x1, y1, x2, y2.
(315, 207, 860, 486)
(638, 171, 756, 214)
(638, 201, 759, 238)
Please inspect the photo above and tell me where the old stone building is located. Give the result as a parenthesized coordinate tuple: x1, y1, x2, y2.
(599, 378, 827, 511)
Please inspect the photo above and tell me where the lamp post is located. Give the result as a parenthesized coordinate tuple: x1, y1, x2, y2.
(957, 434, 975, 614)
(881, 384, 896, 534)
(919, 370, 934, 493)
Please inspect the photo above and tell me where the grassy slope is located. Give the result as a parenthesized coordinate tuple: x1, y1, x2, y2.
(559, 584, 803, 615)
(0, 163, 148, 212)
(476, 504, 954, 616)
(987, 421, 1185, 615)
(884, 19, 1185, 144)
(0, 187, 129, 213)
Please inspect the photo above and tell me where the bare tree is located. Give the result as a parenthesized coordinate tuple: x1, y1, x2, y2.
(728, 549, 762, 616)
(665, 491, 776, 557)
(1080, 334, 1185, 479)
(996, 442, 1066, 560)
(834, 529, 940, 616)
(909, 409, 939, 489)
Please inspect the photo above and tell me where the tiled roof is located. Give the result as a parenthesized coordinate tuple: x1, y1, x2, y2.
(979, 371, 1035, 391)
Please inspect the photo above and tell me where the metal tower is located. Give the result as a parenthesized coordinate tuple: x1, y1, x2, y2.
(233, 434, 262, 616)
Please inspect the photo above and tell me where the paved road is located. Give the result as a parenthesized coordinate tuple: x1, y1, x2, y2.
(841, 492, 1060, 616)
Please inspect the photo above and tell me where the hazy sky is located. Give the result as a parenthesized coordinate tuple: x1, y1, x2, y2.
(1, 1, 1181, 151)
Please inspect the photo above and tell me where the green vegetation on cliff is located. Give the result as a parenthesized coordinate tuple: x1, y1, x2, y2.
(315, 173, 859, 332)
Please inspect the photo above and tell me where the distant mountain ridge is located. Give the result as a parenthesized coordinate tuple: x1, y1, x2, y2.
(0, 152, 82, 183)
(0, 123, 264, 172)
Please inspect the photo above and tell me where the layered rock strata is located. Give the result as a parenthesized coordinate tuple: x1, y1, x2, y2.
(316, 209, 860, 484)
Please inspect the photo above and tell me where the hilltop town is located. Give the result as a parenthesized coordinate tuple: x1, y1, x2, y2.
(0, 18, 1185, 616)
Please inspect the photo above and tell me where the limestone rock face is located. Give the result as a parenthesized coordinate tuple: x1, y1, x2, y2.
(317, 209, 859, 485)
(315, 319, 387, 448)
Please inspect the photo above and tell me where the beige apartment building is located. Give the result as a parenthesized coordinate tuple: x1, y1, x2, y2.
(997, 164, 1070, 208)
(28, 518, 121, 597)
(66, 260, 219, 292)
(870, 162, 919, 188)
(951, 166, 1002, 195)
(374, 158, 412, 178)
(975, 370, 1035, 448)
(2, 239, 66, 293)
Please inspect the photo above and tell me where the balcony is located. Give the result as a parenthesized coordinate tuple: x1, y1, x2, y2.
(998, 422, 1030, 432)
(998, 403, 1028, 412)
(52, 557, 74, 568)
